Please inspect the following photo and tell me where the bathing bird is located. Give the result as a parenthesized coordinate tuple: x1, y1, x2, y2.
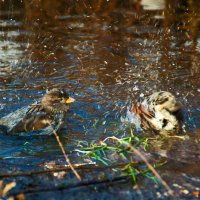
(0, 88, 75, 135)
(130, 91, 182, 133)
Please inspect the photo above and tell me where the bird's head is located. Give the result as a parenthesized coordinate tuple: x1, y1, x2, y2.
(41, 88, 75, 113)
(150, 91, 181, 113)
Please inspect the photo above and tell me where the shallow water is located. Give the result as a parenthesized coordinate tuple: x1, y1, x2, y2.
(0, 0, 200, 199)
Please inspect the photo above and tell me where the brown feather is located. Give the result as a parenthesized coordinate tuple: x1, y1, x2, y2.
(27, 103, 44, 114)
(131, 103, 156, 130)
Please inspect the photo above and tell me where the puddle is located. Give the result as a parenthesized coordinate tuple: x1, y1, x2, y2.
(0, 0, 200, 199)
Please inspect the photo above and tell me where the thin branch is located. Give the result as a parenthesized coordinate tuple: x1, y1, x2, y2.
(105, 136, 174, 197)
(2, 182, 16, 197)
(48, 123, 81, 181)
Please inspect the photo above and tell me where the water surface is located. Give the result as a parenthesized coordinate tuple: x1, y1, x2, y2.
(0, 0, 200, 199)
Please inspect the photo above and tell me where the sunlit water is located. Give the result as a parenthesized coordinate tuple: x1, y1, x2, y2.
(0, 0, 200, 198)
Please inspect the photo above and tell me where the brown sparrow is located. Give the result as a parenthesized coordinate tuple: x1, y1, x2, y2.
(0, 88, 75, 135)
(129, 91, 182, 133)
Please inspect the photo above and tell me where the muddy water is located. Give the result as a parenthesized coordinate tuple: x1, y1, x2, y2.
(0, 0, 200, 199)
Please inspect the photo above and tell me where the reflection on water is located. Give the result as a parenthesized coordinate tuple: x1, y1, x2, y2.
(141, 0, 165, 10)
(0, 0, 200, 198)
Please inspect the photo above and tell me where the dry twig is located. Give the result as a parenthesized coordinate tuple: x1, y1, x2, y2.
(48, 123, 81, 181)
(0, 181, 16, 198)
(103, 136, 174, 197)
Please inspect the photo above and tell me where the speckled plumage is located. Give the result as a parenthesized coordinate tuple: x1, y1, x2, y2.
(130, 91, 182, 133)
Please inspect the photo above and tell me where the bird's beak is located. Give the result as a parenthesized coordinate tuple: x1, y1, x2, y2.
(66, 97, 75, 104)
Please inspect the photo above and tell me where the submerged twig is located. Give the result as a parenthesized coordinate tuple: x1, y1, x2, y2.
(48, 123, 81, 181)
(9, 176, 127, 197)
(0, 161, 148, 178)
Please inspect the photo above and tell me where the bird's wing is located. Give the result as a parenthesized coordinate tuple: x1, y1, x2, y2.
(26, 101, 44, 114)
(131, 103, 157, 130)
(131, 103, 154, 119)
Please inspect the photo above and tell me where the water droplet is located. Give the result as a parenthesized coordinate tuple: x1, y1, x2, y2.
(140, 93, 144, 98)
